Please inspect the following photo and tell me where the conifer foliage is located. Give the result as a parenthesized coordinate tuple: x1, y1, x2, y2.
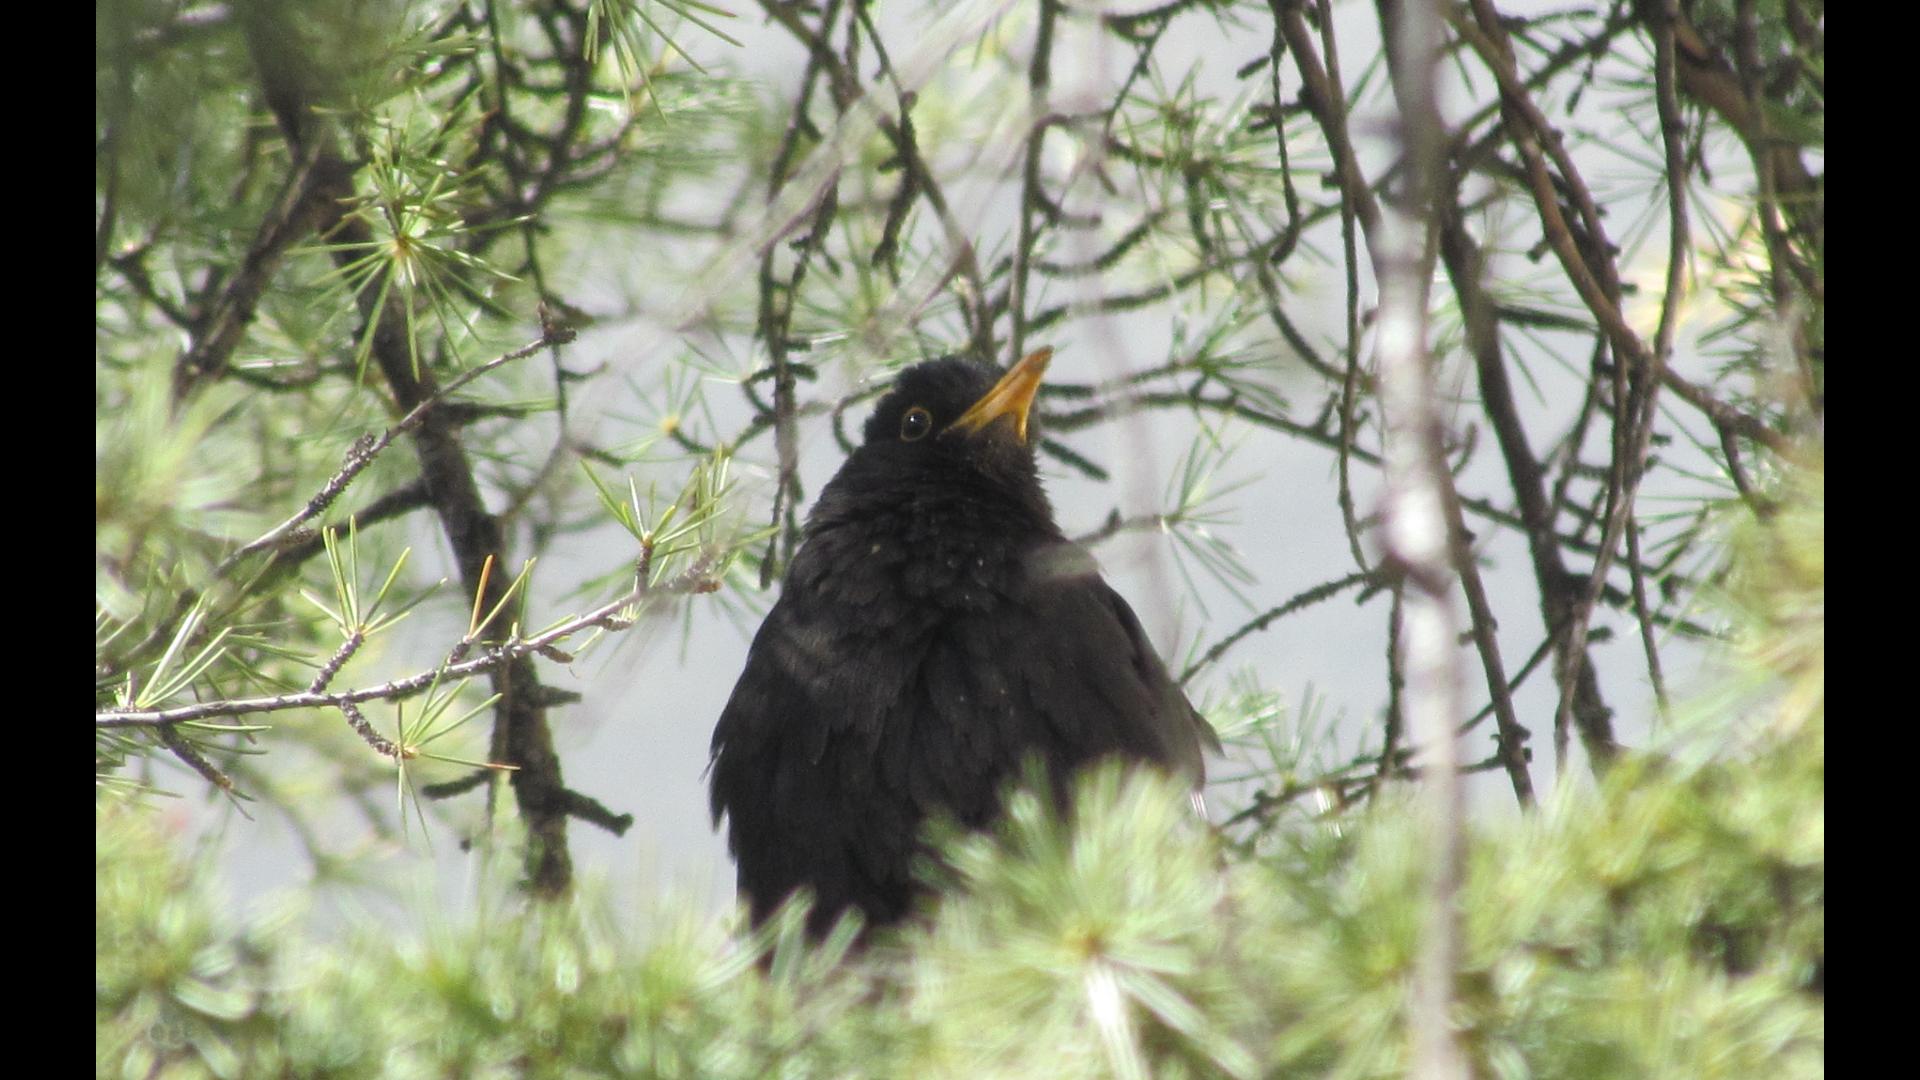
(98, 0, 1821, 1073)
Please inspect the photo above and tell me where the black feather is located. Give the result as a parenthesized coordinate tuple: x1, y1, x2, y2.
(708, 356, 1218, 937)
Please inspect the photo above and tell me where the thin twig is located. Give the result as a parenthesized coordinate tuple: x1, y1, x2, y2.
(1300, 0, 1376, 576)
(309, 630, 365, 695)
(96, 555, 719, 729)
(1631, 0, 1692, 720)
(156, 723, 243, 802)
(1009, 0, 1058, 363)
(172, 149, 340, 401)
(338, 698, 401, 758)
(215, 332, 567, 581)
(1447, 497, 1535, 805)
(1181, 572, 1373, 684)
(1369, 586, 1407, 803)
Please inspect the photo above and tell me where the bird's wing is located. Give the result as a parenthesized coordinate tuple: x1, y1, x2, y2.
(1097, 579, 1222, 756)
(898, 559, 1218, 824)
(708, 596, 921, 930)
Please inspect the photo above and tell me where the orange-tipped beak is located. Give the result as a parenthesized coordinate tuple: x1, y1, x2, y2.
(944, 348, 1053, 445)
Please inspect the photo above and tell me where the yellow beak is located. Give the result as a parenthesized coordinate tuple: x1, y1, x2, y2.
(944, 348, 1053, 445)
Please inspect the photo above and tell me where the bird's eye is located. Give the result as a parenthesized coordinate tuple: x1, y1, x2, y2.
(900, 406, 933, 442)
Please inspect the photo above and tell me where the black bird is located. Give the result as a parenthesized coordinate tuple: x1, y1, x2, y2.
(708, 349, 1217, 937)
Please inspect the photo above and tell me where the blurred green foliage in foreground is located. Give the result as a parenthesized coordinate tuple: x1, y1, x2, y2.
(97, 461, 1822, 1080)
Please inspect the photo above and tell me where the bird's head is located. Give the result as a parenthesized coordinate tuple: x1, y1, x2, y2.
(863, 347, 1051, 476)
(837, 348, 1057, 524)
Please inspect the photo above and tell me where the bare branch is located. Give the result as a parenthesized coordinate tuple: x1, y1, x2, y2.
(1180, 571, 1375, 685)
